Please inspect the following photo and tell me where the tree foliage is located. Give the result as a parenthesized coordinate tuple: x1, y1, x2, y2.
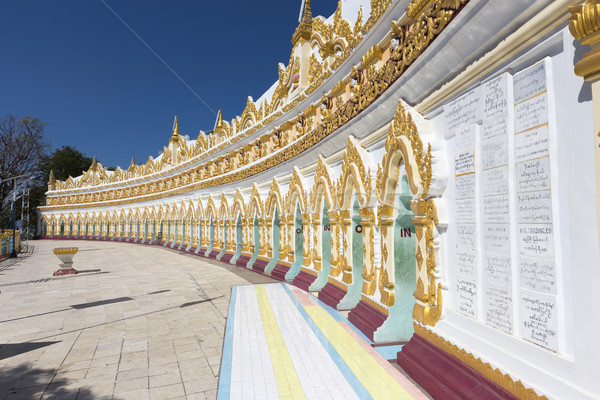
(0, 114, 49, 211)
(0, 115, 94, 234)
(40, 146, 93, 182)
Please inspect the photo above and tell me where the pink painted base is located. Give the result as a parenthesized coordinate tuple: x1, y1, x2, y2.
(235, 255, 251, 268)
(270, 264, 290, 281)
(318, 282, 347, 309)
(53, 268, 78, 276)
(220, 253, 234, 263)
(252, 258, 269, 274)
(347, 300, 388, 341)
(397, 334, 518, 400)
(292, 270, 318, 292)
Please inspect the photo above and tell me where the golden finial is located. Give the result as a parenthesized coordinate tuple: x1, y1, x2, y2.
(213, 110, 225, 134)
(292, 0, 313, 45)
(48, 169, 56, 185)
(91, 156, 97, 170)
(128, 157, 136, 172)
(171, 116, 180, 138)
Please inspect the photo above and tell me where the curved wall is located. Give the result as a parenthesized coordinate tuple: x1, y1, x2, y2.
(39, 1, 600, 399)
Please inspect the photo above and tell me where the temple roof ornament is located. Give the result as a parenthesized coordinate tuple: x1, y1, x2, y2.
(170, 116, 180, 140)
(48, 169, 56, 186)
(292, 0, 313, 45)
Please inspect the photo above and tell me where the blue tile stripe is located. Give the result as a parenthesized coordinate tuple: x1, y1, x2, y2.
(281, 283, 373, 400)
(375, 344, 404, 360)
(217, 285, 237, 400)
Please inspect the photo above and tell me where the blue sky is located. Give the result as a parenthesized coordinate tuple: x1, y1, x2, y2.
(1, 1, 337, 169)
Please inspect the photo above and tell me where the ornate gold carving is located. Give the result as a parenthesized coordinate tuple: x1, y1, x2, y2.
(360, 44, 382, 68)
(569, 1, 600, 43)
(414, 324, 549, 400)
(570, 1, 600, 80)
(338, 137, 372, 208)
(44, 0, 466, 235)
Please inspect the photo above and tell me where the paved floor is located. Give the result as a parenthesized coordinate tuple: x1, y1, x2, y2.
(219, 283, 427, 400)
(0, 240, 275, 400)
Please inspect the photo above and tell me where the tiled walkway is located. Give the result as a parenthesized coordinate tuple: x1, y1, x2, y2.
(0, 240, 275, 400)
(218, 283, 427, 400)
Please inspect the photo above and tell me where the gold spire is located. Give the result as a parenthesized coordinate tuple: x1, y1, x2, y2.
(48, 169, 56, 185)
(128, 157, 136, 172)
(213, 110, 225, 134)
(91, 156, 97, 171)
(292, 0, 313, 45)
(171, 116, 180, 139)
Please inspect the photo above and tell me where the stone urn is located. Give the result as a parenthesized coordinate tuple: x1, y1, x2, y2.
(53, 247, 78, 276)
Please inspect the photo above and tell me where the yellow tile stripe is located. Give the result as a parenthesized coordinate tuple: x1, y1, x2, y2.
(305, 305, 414, 400)
(255, 285, 306, 400)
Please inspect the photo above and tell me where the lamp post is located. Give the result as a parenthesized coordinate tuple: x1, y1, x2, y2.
(10, 184, 16, 258)
(3, 173, 34, 258)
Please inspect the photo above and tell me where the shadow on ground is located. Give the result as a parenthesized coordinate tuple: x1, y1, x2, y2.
(0, 362, 123, 400)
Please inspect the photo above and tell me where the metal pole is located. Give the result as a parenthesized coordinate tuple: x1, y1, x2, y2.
(10, 180, 17, 258)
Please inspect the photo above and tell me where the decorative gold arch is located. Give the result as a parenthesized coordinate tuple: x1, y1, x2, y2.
(310, 155, 336, 211)
(287, 167, 308, 214)
(247, 183, 264, 218)
(337, 136, 373, 208)
(375, 100, 439, 326)
(205, 195, 218, 221)
(218, 194, 230, 220)
(265, 178, 283, 217)
(232, 189, 246, 219)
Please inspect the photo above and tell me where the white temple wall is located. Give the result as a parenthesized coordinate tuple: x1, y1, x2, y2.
(424, 25, 600, 400)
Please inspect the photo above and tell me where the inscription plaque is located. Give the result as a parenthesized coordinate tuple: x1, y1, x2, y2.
(519, 224, 554, 258)
(516, 157, 551, 192)
(515, 125, 549, 162)
(456, 173, 476, 200)
(515, 94, 548, 133)
(457, 278, 478, 318)
(485, 283, 513, 333)
(514, 62, 546, 104)
(520, 258, 556, 294)
(455, 150, 475, 176)
(521, 291, 558, 351)
(517, 191, 553, 224)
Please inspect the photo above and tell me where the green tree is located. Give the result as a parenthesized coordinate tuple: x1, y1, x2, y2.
(0, 114, 49, 213)
(39, 146, 93, 182)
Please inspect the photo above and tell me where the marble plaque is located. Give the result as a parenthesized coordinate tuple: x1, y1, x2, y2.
(483, 195, 510, 223)
(520, 257, 556, 294)
(483, 166, 509, 196)
(457, 250, 477, 277)
(514, 62, 546, 104)
(517, 191, 552, 224)
(482, 118, 508, 170)
(484, 253, 512, 284)
(456, 199, 476, 223)
(515, 125, 549, 162)
(445, 87, 482, 131)
(455, 173, 476, 200)
(521, 291, 558, 351)
(456, 278, 478, 318)
(516, 157, 551, 192)
(484, 224, 511, 253)
(515, 94, 548, 133)
(454, 124, 476, 151)
(483, 74, 509, 119)
(455, 150, 475, 176)
(519, 224, 554, 258)
(456, 223, 477, 250)
(485, 283, 513, 333)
